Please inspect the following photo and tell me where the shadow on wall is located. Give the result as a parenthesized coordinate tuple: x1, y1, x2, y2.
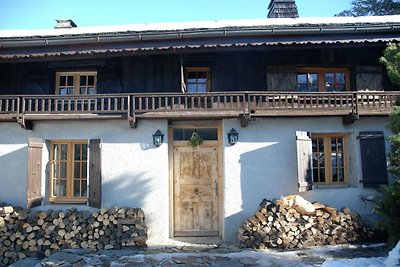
(0, 146, 27, 207)
(225, 141, 298, 243)
(102, 172, 151, 210)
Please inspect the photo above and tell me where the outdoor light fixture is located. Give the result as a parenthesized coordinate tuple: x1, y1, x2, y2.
(153, 129, 164, 147)
(227, 128, 239, 145)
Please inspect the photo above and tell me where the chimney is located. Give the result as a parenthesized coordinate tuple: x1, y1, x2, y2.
(267, 0, 299, 18)
(55, 19, 77, 29)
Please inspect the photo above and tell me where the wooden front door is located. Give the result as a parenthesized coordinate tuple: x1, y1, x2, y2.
(173, 142, 220, 237)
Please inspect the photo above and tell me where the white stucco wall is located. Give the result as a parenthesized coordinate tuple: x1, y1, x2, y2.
(0, 120, 170, 242)
(0, 116, 392, 244)
(222, 116, 391, 243)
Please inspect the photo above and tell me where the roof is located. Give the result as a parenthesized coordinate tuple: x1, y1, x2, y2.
(1, 16, 400, 61)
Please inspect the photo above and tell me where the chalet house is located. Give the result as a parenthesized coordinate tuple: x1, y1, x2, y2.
(1, 1, 400, 243)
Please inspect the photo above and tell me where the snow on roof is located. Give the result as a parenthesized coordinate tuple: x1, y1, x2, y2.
(1, 15, 400, 38)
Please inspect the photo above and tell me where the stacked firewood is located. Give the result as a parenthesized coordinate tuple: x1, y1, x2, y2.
(0, 204, 147, 266)
(237, 195, 372, 249)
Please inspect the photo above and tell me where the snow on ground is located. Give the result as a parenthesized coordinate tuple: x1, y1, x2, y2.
(384, 241, 400, 267)
(322, 257, 385, 267)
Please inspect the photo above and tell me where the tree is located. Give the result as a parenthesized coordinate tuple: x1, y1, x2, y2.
(374, 43, 400, 249)
(380, 43, 400, 87)
(336, 0, 400, 16)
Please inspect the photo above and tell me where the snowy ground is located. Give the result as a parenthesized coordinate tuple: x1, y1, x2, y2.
(21, 241, 400, 267)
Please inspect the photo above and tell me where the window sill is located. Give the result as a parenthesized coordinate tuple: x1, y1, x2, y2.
(49, 198, 87, 204)
(313, 183, 349, 189)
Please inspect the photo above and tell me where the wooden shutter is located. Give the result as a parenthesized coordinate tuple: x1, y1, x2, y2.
(88, 139, 102, 208)
(296, 131, 313, 192)
(359, 131, 388, 188)
(27, 138, 43, 208)
(355, 66, 383, 91)
(266, 66, 297, 91)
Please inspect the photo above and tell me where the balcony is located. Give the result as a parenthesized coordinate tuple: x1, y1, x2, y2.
(1, 91, 399, 129)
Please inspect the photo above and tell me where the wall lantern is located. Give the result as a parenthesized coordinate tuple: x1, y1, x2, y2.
(153, 129, 164, 147)
(227, 128, 239, 145)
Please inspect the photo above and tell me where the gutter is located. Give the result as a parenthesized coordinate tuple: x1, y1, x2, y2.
(1, 24, 400, 48)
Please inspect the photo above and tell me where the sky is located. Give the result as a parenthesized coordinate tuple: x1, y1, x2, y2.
(0, 0, 353, 30)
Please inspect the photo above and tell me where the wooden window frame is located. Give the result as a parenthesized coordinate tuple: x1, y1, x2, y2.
(55, 71, 97, 95)
(296, 67, 350, 92)
(311, 133, 348, 185)
(49, 140, 88, 204)
(184, 67, 211, 93)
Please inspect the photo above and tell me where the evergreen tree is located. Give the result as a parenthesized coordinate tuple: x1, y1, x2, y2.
(336, 0, 400, 16)
(374, 43, 400, 249)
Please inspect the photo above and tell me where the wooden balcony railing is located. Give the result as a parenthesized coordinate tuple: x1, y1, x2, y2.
(1, 91, 399, 126)
(0, 96, 19, 120)
(21, 94, 130, 115)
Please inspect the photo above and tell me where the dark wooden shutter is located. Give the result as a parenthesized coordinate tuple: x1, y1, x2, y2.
(359, 131, 388, 188)
(267, 66, 297, 91)
(27, 138, 43, 208)
(355, 66, 383, 91)
(88, 139, 102, 208)
(296, 131, 313, 192)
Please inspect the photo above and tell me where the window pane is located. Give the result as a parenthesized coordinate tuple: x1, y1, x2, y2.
(79, 87, 87, 94)
(82, 180, 87, 196)
(319, 169, 325, 182)
(336, 73, 345, 84)
(88, 87, 95, 94)
(187, 84, 197, 93)
(59, 180, 66, 196)
(59, 88, 67, 95)
(88, 75, 95, 86)
(332, 167, 338, 182)
(61, 144, 67, 160)
(60, 76, 66, 86)
(187, 72, 197, 79)
(53, 180, 58, 196)
(82, 144, 88, 160)
(197, 83, 207, 92)
(297, 84, 308, 92)
(338, 169, 345, 182)
(309, 85, 318, 92)
(53, 163, 58, 178)
(75, 144, 81, 160)
(67, 76, 74, 86)
(297, 74, 307, 84)
(60, 162, 66, 178)
(74, 180, 80, 197)
(198, 72, 206, 79)
(74, 162, 80, 178)
(82, 162, 87, 178)
(309, 73, 318, 84)
(325, 73, 334, 85)
(53, 144, 59, 160)
(67, 88, 74, 95)
(80, 76, 87, 86)
(173, 128, 218, 141)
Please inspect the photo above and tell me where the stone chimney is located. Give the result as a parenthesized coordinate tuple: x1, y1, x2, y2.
(55, 19, 77, 29)
(267, 0, 299, 18)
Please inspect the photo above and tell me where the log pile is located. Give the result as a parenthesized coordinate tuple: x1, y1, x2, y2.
(237, 195, 373, 250)
(0, 204, 147, 266)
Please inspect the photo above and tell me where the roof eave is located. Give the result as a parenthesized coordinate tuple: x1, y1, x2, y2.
(1, 23, 400, 48)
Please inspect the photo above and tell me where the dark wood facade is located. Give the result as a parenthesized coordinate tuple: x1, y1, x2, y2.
(0, 44, 397, 95)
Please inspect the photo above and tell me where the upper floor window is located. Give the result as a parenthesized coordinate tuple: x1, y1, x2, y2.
(312, 134, 347, 185)
(297, 68, 349, 92)
(185, 67, 211, 93)
(56, 72, 97, 95)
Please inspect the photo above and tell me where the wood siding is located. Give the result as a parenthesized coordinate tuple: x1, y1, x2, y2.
(0, 45, 398, 95)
